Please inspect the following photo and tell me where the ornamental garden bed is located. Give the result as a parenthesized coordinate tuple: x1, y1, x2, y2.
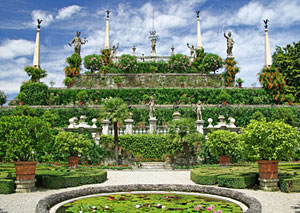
(190, 163, 300, 192)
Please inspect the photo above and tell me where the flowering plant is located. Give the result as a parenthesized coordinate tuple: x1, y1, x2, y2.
(64, 66, 80, 78)
(83, 54, 103, 73)
(115, 54, 137, 73)
(168, 54, 191, 73)
(224, 58, 240, 86)
(202, 53, 223, 73)
(101, 49, 112, 66)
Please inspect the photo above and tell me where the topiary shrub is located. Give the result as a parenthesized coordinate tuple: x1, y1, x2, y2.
(19, 82, 48, 105)
(0, 90, 7, 106)
(24, 66, 47, 83)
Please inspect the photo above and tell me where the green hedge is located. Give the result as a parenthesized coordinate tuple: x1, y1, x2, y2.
(217, 173, 258, 189)
(19, 83, 48, 105)
(48, 88, 274, 105)
(0, 179, 15, 194)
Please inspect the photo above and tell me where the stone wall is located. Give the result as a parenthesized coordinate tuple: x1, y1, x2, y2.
(72, 73, 225, 88)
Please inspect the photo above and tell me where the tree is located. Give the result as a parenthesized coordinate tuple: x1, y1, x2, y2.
(168, 118, 197, 167)
(271, 41, 300, 101)
(98, 98, 129, 165)
(24, 66, 47, 83)
(0, 90, 7, 106)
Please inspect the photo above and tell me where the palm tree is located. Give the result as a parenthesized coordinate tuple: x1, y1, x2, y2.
(98, 98, 129, 165)
(168, 118, 197, 167)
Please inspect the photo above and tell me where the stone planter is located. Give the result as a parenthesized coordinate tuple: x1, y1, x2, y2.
(67, 156, 80, 168)
(14, 161, 37, 192)
(219, 156, 230, 167)
(257, 160, 279, 191)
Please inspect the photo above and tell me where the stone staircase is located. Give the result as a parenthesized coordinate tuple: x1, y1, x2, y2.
(139, 162, 168, 170)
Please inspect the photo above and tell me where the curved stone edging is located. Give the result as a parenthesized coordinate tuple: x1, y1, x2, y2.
(35, 184, 261, 213)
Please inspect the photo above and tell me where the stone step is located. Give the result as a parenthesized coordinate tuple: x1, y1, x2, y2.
(140, 162, 166, 170)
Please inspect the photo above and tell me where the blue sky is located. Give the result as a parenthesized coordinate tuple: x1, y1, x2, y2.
(0, 0, 300, 102)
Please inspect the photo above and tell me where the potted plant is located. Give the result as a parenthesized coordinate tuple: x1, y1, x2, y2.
(218, 90, 231, 105)
(76, 90, 88, 105)
(236, 78, 244, 88)
(285, 94, 295, 105)
(113, 76, 123, 88)
(206, 130, 241, 166)
(149, 65, 158, 74)
(0, 115, 52, 192)
(242, 119, 298, 190)
(54, 131, 93, 168)
(178, 76, 186, 88)
(63, 77, 74, 88)
(16, 91, 27, 105)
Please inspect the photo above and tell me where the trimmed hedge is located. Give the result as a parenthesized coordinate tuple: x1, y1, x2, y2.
(0, 179, 14, 194)
(19, 83, 48, 105)
(218, 173, 258, 189)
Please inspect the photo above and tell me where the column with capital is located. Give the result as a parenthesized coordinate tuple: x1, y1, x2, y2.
(263, 19, 272, 67)
(104, 10, 110, 49)
(33, 19, 42, 68)
(196, 11, 203, 49)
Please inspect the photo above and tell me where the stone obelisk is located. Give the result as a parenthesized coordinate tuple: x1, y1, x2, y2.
(196, 11, 202, 49)
(33, 19, 42, 68)
(104, 10, 110, 50)
(264, 19, 272, 67)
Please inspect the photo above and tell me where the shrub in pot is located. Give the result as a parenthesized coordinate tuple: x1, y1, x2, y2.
(242, 119, 299, 188)
(206, 130, 242, 166)
(76, 90, 88, 105)
(54, 131, 93, 168)
(0, 115, 52, 191)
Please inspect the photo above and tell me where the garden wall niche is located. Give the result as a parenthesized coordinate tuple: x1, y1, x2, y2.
(72, 73, 225, 88)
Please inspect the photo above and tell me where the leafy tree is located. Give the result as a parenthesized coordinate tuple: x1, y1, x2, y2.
(0, 90, 7, 106)
(271, 41, 300, 101)
(98, 98, 129, 165)
(168, 118, 197, 166)
(83, 54, 103, 73)
(24, 66, 47, 83)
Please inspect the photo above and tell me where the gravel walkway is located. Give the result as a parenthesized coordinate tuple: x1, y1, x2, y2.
(0, 170, 299, 213)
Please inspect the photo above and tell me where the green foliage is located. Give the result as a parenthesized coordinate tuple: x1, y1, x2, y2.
(202, 53, 224, 73)
(0, 90, 7, 106)
(81, 143, 111, 165)
(83, 54, 103, 72)
(218, 90, 232, 103)
(101, 49, 112, 66)
(98, 98, 129, 124)
(259, 67, 286, 102)
(224, 58, 240, 86)
(113, 76, 123, 84)
(115, 55, 137, 73)
(19, 82, 48, 105)
(242, 120, 299, 161)
(24, 66, 47, 83)
(217, 174, 258, 189)
(206, 130, 242, 157)
(0, 179, 15, 194)
(66, 53, 82, 68)
(0, 115, 53, 161)
(236, 78, 244, 84)
(168, 54, 191, 73)
(192, 48, 207, 73)
(76, 90, 88, 102)
(54, 131, 93, 157)
(272, 41, 300, 101)
(63, 77, 74, 87)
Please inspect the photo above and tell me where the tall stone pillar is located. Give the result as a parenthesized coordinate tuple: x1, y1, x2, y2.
(196, 11, 202, 49)
(33, 28, 40, 68)
(125, 118, 134, 135)
(196, 120, 204, 134)
(264, 19, 272, 67)
(104, 10, 110, 49)
(149, 117, 157, 134)
(102, 119, 110, 135)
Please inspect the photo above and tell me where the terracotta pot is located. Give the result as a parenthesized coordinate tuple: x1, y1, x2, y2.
(67, 156, 80, 168)
(180, 83, 185, 88)
(117, 83, 121, 88)
(238, 83, 242, 88)
(14, 161, 37, 181)
(19, 102, 24, 106)
(257, 160, 278, 179)
(221, 101, 228, 105)
(78, 101, 83, 106)
(219, 155, 230, 167)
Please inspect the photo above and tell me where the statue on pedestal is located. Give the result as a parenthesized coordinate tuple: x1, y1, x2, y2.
(111, 43, 119, 57)
(187, 43, 196, 58)
(263, 19, 269, 29)
(149, 96, 156, 118)
(194, 101, 203, 121)
(224, 31, 234, 57)
(151, 37, 157, 55)
(68, 32, 87, 55)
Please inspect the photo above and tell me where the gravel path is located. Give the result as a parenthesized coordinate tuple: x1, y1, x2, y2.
(0, 170, 299, 213)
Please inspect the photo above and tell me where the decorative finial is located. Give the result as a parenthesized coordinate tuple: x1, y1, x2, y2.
(106, 10, 111, 18)
(263, 19, 269, 29)
(196, 10, 200, 18)
(37, 19, 42, 29)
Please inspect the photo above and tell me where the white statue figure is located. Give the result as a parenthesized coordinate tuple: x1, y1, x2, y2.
(149, 96, 156, 118)
(187, 43, 196, 58)
(111, 43, 119, 57)
(195, 101, 203, 121)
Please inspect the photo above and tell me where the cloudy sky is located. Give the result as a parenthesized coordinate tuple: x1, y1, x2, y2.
(0, 0, 300, 102)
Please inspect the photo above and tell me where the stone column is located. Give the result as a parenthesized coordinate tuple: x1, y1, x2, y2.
(102, 119, 110, 135)
(173, 111, 181, 120)
(196, 11, 202, 49)
(104, 12, 110, 49)
(196, 120, 204, 134)
(125, 118, 134, 135)
(149, 117, 157, 134)
(33, 28, 40, 68)
(264, 28, 272, 67)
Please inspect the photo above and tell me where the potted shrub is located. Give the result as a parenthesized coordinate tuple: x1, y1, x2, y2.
(0, 115, 52, 192)
(206, 130, 242, 166)
(178, 76, 186, 88)
(54, 131, 93, 168)
(218, 90, 231, 105)
(76, 90, 88, 105)
(63, 77, 74, 88)
(285, 94, 295, 105)
(242, 119, 298, 190)
(149, 65, 158, 74)
(236, 78, 244, 88)
(113, 76, 123, 88)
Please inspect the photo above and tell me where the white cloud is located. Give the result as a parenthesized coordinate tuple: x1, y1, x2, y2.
(0, 39, 34, 59)
(31, 10, 54, 27)
(56, 5, 83, 20)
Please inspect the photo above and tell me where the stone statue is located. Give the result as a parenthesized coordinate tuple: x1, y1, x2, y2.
(149, 96, 156, 118)
(151, 37, 157, 54)
(111, 43, 119, 57)
(187, 43, 196, 58)
(194, 101, 203, 121)
(196, 10, 200, 18)
(224, 31, 234, 57)
(37, 19, 42, 29)
(263, 19, 269, 29)
(68, 32, 87, 55)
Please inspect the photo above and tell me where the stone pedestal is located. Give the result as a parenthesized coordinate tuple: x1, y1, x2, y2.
(15, 179, 36, 193)
(173, 111, 181, 120)
(258, 178, 279, 191)
(149, 117, 157, 134)
(102, 119, 110, 135)
(196, 120, 204, 134)
(125, 118, 134, 135)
